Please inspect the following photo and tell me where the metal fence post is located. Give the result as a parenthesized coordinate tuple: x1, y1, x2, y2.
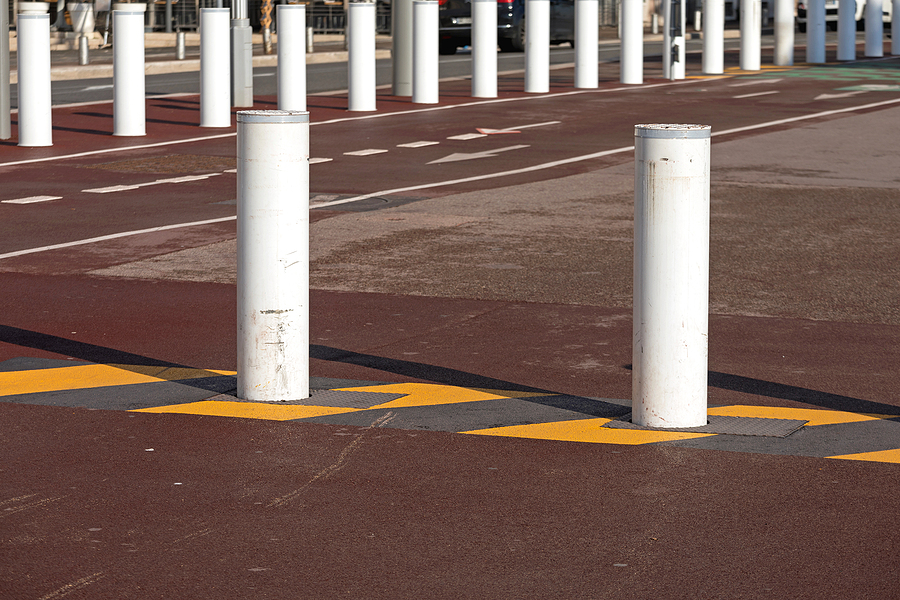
(633, 124, 711, 429)
(237, 110, 310, 402)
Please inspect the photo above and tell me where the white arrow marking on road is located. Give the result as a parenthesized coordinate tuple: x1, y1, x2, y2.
(428, 145, 530, 165)
(729, 78, 784, 87)
(815, 91, 868, 101)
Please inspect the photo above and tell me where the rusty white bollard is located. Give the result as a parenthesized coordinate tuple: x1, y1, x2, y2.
(200, 8, 231, 127)
(633, 124, 711, 429)
(16, 11, 52, 147)
(703, 0, 724, 73)
(277, 4, 307, 111)
(471, 0, 497, 97)
(620, 0, 642, 84)
(412, 0, 439, 103)
(806, 0, 826, 63)
(740, 0, 761, 70)
(865, 0, 884, 57)
(113, 6, 146, 136)
(525, 0, 550, 93)
(348, 0, 376, 111)
(574, 0, 598, 88)
(237, 110, 310, 402)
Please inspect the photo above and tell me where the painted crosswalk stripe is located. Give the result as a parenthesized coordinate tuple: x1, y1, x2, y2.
(2, 195, 62, 204)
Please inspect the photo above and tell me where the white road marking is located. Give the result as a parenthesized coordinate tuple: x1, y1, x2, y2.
(309, 157, 334, 164)
(448, 133, 487, 140)
(310, 96, 900, 209)
(398, 141, 440, 148)
(82, 84, 114, 91)
(0, 132, 237, 168)
(0, 81, 700, 170)
(2, 195, 62, 204)
(728, 78, 784, 87)
(83, 173, 222, 194)
(0, 216, 237, 261)
(6, 92, 900, 260)
(343, 149, 389, 156)
(815, 91, 868, 100)
(428, 145, 530, 164)
(733, 90, 780, 99)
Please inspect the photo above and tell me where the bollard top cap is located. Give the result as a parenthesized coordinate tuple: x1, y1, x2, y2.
(237, 111, 310, 124)
(635, 124, 711, 139)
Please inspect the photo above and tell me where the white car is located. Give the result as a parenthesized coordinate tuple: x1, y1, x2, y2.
(797, 0, 893, 32)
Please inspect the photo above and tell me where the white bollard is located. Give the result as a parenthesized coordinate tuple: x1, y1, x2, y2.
(348, 1, 377, 111)
(663, 0, 686, 79)
(633, 124, 711, 429)
(113, 8, 146, 136)
(806, 0, 826, 63)
(200, 8, 232, 127)
(525, 0, 550, 93)
(620, 0, 643, 84)
(231, 17, 254, 107)
(237, 110, 310, 402)
(575, 0, 599, 88)
(740, 0, 761, 70)
(774, 0, 794, 65)
(277, 4, 307, 111)
(837, 0, 856, 60)
(702, 0, 724, 73)
(894, 0, 900, 55)
(412, 0, 439, 103)
(176, 30, 186, 60)
(392, 0, 413, 96)
(16, 12, 52, 147)
(472, 0, 498, 97)
(865, 0, 884, 57)
(1, 0, 11, 140)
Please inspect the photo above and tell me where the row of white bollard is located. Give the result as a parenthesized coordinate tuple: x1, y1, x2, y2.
(236, 114, 711, 432)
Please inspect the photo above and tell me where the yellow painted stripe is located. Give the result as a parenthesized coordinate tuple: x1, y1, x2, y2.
(708, 405, 882, 427)
(0, 364, 232, 398)
(335, 383, 511, 409)
(464, 418, 715, 445)
(132, 400, 360, 421)
(0, 365, 171, 397)
(828, 448, 900, 464)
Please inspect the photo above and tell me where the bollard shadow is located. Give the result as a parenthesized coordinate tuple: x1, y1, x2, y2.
(0, 324, 235, 394)
(146, 117, 203, 127)
(51, 125, 112, 136)
(624, 364, 900, 416)
(311, 344, 551, 394)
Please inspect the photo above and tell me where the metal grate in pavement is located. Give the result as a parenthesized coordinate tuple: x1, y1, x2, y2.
(602, 415, 808, 438)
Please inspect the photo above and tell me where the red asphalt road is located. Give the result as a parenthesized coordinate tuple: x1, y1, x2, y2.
(3, 59, 900, 270)
(3, 56, 900, 599)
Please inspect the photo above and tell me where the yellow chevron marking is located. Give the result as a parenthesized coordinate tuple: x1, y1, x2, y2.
(828, 448, 900, 464)
(707, 405, 883, 427)
(335, 383, 514, 409)
(132, 400, 360, 421)
(463, 418, 714, 445)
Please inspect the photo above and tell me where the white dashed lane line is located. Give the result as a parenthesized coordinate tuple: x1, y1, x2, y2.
(2, 196, 63, 205)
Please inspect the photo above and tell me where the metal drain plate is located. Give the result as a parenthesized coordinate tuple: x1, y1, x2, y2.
(602, 415, 808, 438)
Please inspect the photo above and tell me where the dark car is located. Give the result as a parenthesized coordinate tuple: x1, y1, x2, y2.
(438, 0, 575, 55)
